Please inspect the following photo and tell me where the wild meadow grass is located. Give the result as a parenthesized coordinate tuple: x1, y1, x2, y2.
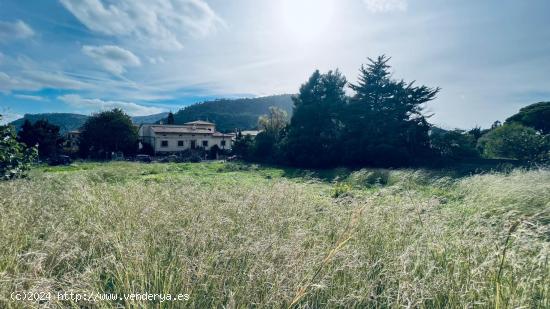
(0, 161, 548, 308)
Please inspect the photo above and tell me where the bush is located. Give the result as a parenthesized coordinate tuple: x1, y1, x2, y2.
(478, 123, 549, 162)
(0, 118, 37, 180)
(430, 129, 479, 160)
(332, 182, 352, 197)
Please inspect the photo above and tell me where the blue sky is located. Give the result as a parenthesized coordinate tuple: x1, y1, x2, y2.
(0, 0, 549, 128)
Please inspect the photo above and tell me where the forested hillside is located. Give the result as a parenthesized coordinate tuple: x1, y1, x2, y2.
(10, 113, 88, 133)
(170, 94, 293, 132)
(10, 112, 169, 133)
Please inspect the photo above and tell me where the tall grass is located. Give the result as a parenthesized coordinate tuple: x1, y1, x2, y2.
(0, 162, 548, 308)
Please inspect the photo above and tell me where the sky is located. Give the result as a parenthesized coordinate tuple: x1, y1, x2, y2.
(0, 0, 549, 128)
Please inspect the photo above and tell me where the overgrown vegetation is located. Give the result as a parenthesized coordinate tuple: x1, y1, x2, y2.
(234, 56, 549, 167)
(0, 115, 37, 179)
(17, 119, 63, 159)
(0, 162, 548, 307)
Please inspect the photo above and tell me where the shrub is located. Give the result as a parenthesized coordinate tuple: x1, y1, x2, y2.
(430, 129, 479, 160)
(0, 117, 37, 180)
(348, 169, 390, 187)
(478, 123, 549, 162)
(332, 182, 352, 197)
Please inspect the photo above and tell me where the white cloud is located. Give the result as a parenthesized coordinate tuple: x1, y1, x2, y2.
(24, 71, 87, 89)
(0, 71, 87, 93)
(59, 0, 224, 50)
(59, 94, 166, 116)
(363, 0, 407, 12)
(148, 56, 166, 65)
(0, 20, 34, 41)
(14, 94, 47, 101)
(82, 45, 141, 75)
(0, 112, 23, 124)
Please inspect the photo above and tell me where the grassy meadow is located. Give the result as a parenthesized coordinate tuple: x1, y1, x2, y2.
(0, 161, 549, 308)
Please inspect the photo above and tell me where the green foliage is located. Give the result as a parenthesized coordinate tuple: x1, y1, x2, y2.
(343, 56, 439, 166)
(17, 119, 63, 159)
(284, 70, 348, 167)
(430, 129, 479, 160)
(232, 132, 255, 160)
(331, 182, 352, 197)
(348, 169, 391, 187)
(258, 106, 288, 136)
(478, 123, 549, 162)
(79, 109, 138, 159)
(0, 116, 37, 179)
(170, 94, 293, 132)
(506, 101, 550, 134)
(245, 106, 289, 162)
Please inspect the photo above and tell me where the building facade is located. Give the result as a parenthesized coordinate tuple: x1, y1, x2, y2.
(138, 121, 234, 154)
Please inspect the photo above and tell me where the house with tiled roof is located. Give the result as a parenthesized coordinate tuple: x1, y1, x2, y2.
(138, 120, 234, 154)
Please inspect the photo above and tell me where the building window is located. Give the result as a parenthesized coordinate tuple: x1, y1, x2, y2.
(178, 140, 184, 147)
(202, 140, 208, 147)
(221, 140, 226, 147)
(161, 140, 169, 147)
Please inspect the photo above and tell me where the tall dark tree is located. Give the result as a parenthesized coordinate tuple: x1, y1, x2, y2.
(79, 109, 138, 159)
(232, 131, 254, 160)
(17, 119, 63, 159)
(283, 70, 347, 167)
(167, 112, 175, 125)
(343, 56, 440, 166)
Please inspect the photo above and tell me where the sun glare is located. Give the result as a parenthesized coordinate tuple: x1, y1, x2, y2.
(281, 0, 336, 42)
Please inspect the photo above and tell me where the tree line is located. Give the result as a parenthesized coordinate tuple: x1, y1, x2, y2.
(234, 56, 550, 167)
(1, 55, 549, 178)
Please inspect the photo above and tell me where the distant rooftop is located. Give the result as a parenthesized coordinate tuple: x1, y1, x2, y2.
(184, 120, 215, 125)
(150, 125, 213, 134)
(241, 130, 261, 136)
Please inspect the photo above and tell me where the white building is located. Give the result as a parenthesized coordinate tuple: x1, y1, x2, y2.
(138, 120, 234, 154)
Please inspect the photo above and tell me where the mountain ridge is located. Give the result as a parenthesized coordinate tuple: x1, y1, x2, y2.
(8, 94, 295, 133)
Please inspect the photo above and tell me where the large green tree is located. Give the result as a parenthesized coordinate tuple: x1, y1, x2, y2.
(478, 123, 549, 162)
(505, 101, 550, 134)
(283, 70, 347, 167)
(79, 109, 138, 159)
(17, 119, 63, 159)
(343, 56, 440, 166)
(0, 115, 37, 179)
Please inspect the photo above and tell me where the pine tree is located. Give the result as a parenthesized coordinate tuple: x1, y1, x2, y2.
(167, 112, 175, 125)
(344, 56, 439, 166)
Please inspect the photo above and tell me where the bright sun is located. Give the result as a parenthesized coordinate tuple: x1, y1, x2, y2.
(281, 0, 336, 42)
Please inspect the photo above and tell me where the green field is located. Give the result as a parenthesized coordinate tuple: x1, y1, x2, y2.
(0, 162, 549, 308)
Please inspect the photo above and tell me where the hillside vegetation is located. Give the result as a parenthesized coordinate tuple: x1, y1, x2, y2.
(170, 94, 293, 131)
(0, 162, 548, 308)
(9, 113, 168, 133)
